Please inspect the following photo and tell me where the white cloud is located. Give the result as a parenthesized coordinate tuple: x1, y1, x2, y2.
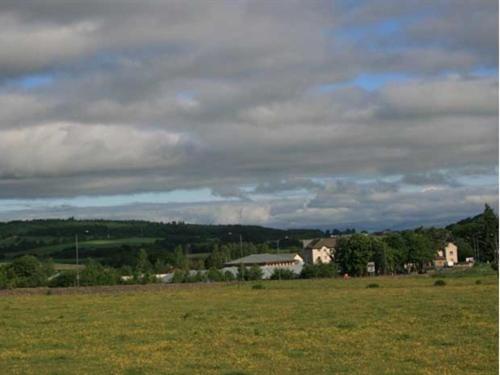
(0, 1, 497, 227)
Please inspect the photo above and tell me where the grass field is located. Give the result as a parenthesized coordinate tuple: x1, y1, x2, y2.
(4, 237, 161, 258)
(0, 275, 497, 374)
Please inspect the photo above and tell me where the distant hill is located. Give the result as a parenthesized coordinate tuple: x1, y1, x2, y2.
(1, 207, 496, 268)
(0, 219, 323, 265)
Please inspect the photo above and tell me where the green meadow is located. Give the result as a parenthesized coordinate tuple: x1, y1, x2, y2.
(0, 275, 497, 374)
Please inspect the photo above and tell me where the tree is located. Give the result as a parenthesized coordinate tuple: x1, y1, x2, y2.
(481, 204, 498, 263)
(335, 235, 373, 276)
(402, 232, 434, 272)
(80, 259, 120, 286)
(204, 244, 228, 269)
(136, 249, 152, 274)
(453, 237, 474, 261)
(371, 238, 395, 275)
(173, 245, 189, 269)
(5, 256, 52, 288)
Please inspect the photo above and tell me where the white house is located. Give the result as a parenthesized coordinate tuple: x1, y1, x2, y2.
(436, 242, 459, 267)
(301, 238, 337, 264)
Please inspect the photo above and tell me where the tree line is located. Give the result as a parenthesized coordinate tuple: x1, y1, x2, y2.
(0, 205, 497, 289)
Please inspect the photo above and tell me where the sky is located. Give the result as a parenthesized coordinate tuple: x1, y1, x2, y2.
(0, 0, 498, 230)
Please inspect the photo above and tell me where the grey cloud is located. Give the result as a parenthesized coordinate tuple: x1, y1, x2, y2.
(0, 183, 496, 231)
(401, 172, 458, 187)
(0, 1, 497, 228)
(253, 178, 323, 194)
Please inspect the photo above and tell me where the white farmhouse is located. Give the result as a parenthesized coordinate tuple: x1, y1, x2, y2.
(301, 238, 337, 264)
(436, 242, 459, 267)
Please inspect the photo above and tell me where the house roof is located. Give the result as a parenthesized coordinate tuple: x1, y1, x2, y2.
(304, 237, 337, 250)
(224, 253, 301, 266)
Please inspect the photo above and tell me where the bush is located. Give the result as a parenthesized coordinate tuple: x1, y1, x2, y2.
(185, 271, 207, 283)
(80, 260, 121, 286)
(0, 265, 9, 289)
(238, 265, 263, 281)
(270, 268, 296, 280)
(366, 283, 379, 288)
(224, 270, 236, 281)
(171, 269, 188, 283)
(300, 263, 337, 279)
(4, 256, 53, 288)
(207, 268, 225, 282)
(49, 271, 77, 287)
(434, 279, 446, 286)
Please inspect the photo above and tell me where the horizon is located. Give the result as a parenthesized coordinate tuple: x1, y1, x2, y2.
(0, 205, 488, 233)
(0, 1, 498, 229)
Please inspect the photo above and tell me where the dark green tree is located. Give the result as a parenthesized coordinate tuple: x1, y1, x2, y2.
(481, 204, 498, 263)
(5, 256, 52, 288)
(173, 245, 189, 269)
(371, 237, 395, 275)
(335, 235, 373, 276)
(402, 232, 434, 272)
(136, 249, 152, 273)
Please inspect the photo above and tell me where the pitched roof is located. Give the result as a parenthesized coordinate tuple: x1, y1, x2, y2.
(224, 253, 301, 266)
(304, 237, 337, 250)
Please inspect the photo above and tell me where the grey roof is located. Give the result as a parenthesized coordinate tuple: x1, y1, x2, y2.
(224, 253, 301, 266)
(304, 237, 337, 250)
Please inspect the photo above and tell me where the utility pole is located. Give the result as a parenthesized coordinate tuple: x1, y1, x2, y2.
(239, 234, 243, 281)
(276, 236, 287, 281)
(239, 234, 243, 258)
(75, 234, 80, 287)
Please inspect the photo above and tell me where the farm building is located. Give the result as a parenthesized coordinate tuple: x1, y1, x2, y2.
(223, 253, 304, 279)
(224, 253, 303, 267)
(301, 237, 337, 264)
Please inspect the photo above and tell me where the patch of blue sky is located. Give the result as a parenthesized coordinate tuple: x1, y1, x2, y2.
(470, 66, 498, 77)
(176, 90, 197, 101)
(8, 73, 54, 89)
(315, 72, 412, 94)
(333, 18, 404, 43)
(0, 188, 229, 213)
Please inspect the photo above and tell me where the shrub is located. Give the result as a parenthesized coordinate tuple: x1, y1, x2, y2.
(5, 256, 52, 288)
(224, 270, 236, 281)
(366, 283, 379, 288)
(171, 269, 188, 283)
(80, 260, 121, 286)
(238, 265, 263, 281)
(0, 265, 9, 289)
(247, 265, 263, 281)
(186, 271, 207, 283)
(300, 263, 337, 279)
(434, 279, 446, 286)
(207, 268, 225, 282)
(49, 271, 77, 287)
(270, 268, 296, 280)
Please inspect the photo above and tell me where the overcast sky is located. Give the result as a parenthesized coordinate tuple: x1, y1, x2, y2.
(0, 0, 498, 230)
